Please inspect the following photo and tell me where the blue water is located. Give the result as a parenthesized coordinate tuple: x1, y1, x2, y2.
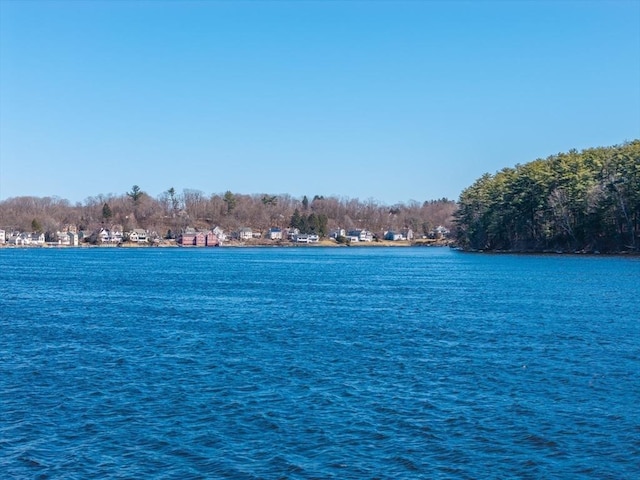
(1, 247, 639, 479)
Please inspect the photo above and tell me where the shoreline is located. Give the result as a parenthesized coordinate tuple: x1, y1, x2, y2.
(0, 239, 454, 249)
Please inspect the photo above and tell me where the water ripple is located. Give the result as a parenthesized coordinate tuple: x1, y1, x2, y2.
(1, 248, 639, 478)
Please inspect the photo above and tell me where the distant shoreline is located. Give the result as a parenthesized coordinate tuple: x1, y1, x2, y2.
(0, 239, 455, 249)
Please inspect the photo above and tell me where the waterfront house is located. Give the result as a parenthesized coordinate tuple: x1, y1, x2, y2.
(401, 228, 414, 241)
(286, 228, 300, 240)
(128, 229, 148, 243)
(293, 233, 319, 244)
(177, 229, 218, 246)
(0, 229, 5, 244)
(294, 234, 310, 244)
(55, 231, 71, 245)
(30, 232, 45, 245)
(68, 232, 79, 246)
(7, 233, 28, 245)
(204, 231, 219, 246)
(384, 230, 404, 241)
(348, 229, 374, 242)
(431, 225, 450, 239)
(268, 228, 282, 240)
(195, 232, 206, 246)
(97, 228, 110, 243)
(212, 226, 226, 242)
(237, 228, 253, 241)
(177, 230, 196, 245)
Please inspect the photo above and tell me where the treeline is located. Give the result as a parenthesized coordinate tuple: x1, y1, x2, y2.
(0, 188, 456, 240)
(455, 140, 640, 253)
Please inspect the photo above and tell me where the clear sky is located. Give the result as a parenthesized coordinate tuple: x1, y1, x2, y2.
(1, 0, 639, 205)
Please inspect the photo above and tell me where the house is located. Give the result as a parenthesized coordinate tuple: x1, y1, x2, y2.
(195, 232, 206, 246)
(55, 231, 71, 245)
(97, 228, 110, 243)
(329, 228, 346, 239)
(0, 229, 5, 244)
(8, 233, 29, 245)
(294, 234, 310, 244)
(212, 226, 226, 242)
(348, 229, 374, 242)
(86, 228, 119, 245)
(401, 228, 414, 241)
(30, 232, 45, 245)
(384, 231, 404, 241)
(177, 229, 218, 246)
(293, 233, 319, 244)
(268, 227, 283, 240)
(68, 232, 79, 246)
(128, 229, 148, 243)
(237, 228, 253, 241)
(286, 228, 300, 240)
(178, 230, 196, 246)
(431, 225, 450, 239)
(204, 231, 219, 246)
(111, 231, 123, 243)
(78, 231, 92, 243)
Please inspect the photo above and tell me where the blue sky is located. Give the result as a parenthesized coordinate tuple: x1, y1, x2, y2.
(1, 0, 639, 205)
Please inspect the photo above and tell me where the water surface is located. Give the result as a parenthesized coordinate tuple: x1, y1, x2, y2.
(1, 247, 638, 478)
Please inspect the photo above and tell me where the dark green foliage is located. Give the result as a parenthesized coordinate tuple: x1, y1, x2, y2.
(127, 185, 143, 205)
(455, 140, 640, 252)
(290, 209, 328, 236)
(223, 191, 236, 214)
(31, 218, 42, 233)
(102, 202, 112, 221)
(262, 195, 277, 206)
(290, 208, 302, 230)
(167, 187, 179, 212)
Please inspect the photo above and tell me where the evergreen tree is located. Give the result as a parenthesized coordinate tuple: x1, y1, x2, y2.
(455, 140, 640, 252)
(31, 218, 42, 233)
(290, 208, 302, 230)
(102, 203, 113, 221)
(223, 191, 236, 214)
(127, 185, 143, 206)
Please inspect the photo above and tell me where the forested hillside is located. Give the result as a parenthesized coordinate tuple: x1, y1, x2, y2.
(455, 140, 640, 253)
(0, 189, 456, 241)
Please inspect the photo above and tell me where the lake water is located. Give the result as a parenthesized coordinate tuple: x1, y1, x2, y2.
(1, 247, 639, 479)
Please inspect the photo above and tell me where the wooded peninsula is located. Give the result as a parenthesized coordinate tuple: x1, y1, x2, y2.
(1, 140, 638, 252)
(455, 140, 639, 253)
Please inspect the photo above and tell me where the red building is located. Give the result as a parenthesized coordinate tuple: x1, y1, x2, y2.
(178, 230, 219, 247)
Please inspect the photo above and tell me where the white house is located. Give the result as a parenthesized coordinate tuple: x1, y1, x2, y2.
(268, 227, 283, 240)
(68, 232, 79, 246)
(286, 228, 300, 240)
(237, 228, 253, 241)
(55, 231, 71, 245)
(212, 226, 226, 242)
(0, 229, 5, 244)
(384, 231, 404, 241)
(30, 232, 45, 245)
(128, 229, 148, 243)
(348, 229, 374, 242)
(8, 233, 28, 245)
(432, 225, 450, 238)
(329, 228, 346, 239)
(401, 228, 414, 241)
